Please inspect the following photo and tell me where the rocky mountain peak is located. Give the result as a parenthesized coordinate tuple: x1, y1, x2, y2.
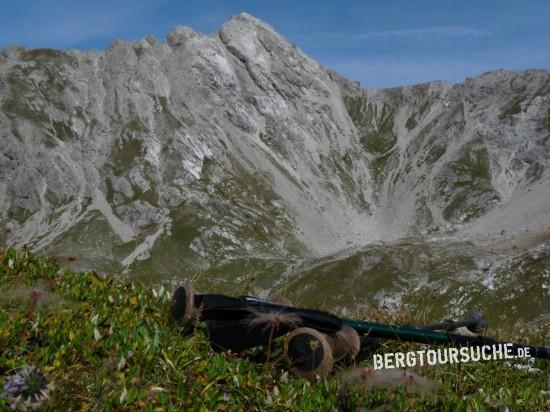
(222, 12, 276, 32)
(1, 14, 549, 323)
(166, 26, 200, 48)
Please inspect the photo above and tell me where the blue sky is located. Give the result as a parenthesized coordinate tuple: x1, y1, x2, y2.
(1, 0, 549, 88)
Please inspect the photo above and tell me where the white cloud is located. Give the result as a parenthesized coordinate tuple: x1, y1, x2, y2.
(319, 26, 492, 41)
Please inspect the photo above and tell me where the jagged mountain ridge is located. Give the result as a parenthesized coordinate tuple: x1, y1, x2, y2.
(1, 13, 378, 268)
(342, 71, 550, 240)
(1, 14, 549, 321)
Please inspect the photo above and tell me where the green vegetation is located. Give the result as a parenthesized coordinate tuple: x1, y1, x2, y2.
(19, 50, 75, 94)
(50, 120, 75, 141)
(451, 144, 491, 179)
(2, 91, 50, 125)
(194, 157, 306, 257)
(2, 50, 75, 127)
(126, 118, 148, 133)
(111, 138, 144, 176)
(343, 96, 400, 196)
(367, 149, 396, 194)
(117, 155, 307, 282)
(284, 240, 477, 313)
(414, 197, 435, 228)
(499, 99, 523, 120)
(258, 118, 292, 160)
(360, 116, 396, 155)
(21, 49, 77, 66)
(125, 204, 207, 279)
(344, 96, 376, 127)
(44, 188, 70, 208)
(466, 247, 550, 324)
(438, 141, 500, 223)
(41, 211, 125, 275)
(134, 46, 146, 58)
(1, 249, 549, 411)
(417, 98, 431, 119)
(423, 144, 447, 166)
(6, 206, 31, 226)
(405, 115, 417, 130)
(332, 154, 371, 211)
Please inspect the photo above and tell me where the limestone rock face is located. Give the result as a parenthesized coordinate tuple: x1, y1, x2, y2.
(1, 14, 549, 322)
(0, 13, 376, 268)
(342, 70, 550, 239)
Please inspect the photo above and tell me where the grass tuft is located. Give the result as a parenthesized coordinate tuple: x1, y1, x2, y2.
(1, 248, 548, 410)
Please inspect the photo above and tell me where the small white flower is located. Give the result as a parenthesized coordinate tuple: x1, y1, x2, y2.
(280, 371, 289, 383)
(119, 387, 127, 404)
(93, 328, 102, 341)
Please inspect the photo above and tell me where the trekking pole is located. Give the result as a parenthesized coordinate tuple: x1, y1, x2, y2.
(418, 309, 488, 333)
(342, 318, 550, 359)
(170, 284, 550, 359)
(359, 309, 489, 354)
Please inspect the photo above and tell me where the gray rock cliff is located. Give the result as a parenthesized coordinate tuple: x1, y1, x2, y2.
(1, 13, 549, 322)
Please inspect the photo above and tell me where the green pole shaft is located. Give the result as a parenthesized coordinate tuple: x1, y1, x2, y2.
(342, 318, 550, 359)
(343, 319, 459, 344)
